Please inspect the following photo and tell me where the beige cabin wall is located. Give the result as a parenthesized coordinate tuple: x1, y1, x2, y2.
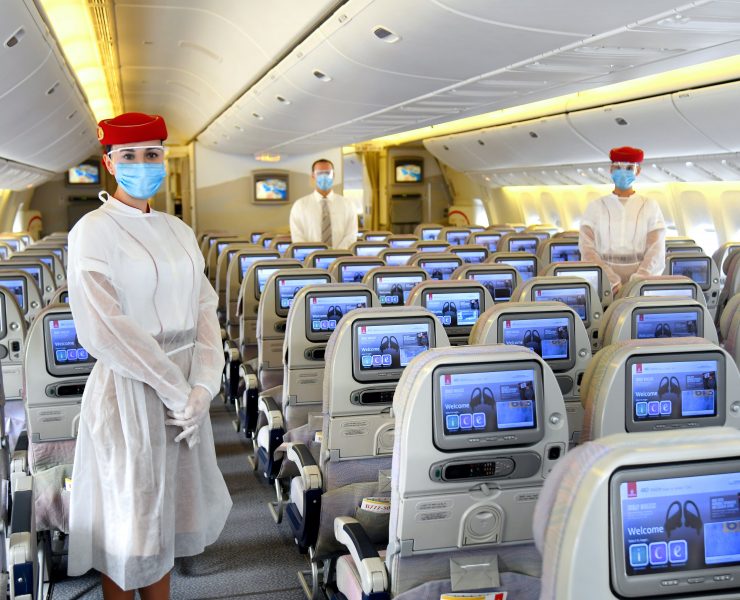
(193, 143, 343, 236)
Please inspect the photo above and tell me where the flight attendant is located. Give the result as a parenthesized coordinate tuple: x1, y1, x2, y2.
(289, 158, 358, 248)
(66, 112, 232, 599)
(579, 146, 666, 292)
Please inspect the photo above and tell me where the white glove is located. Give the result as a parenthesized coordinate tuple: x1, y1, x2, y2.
(165, 385, 213, 448)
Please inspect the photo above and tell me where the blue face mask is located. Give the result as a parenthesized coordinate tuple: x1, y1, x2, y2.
(611, 168, 636, 190)
(115, 163, 166, 199)
(316, 173, 334, 192)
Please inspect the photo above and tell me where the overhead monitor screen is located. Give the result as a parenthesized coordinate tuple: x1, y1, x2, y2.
(395, 161, 423, 183)
(550, 244, 581, 263)
(555, 268, 601, 294)
(341, 263, 381, 283)
(422, 290, 482, 332)
(509, 238, 538, 254)
(534, 285, 589, 323)
(0, 278, 26, 311)
(474, 234, 501, 251)
(67, 161, 100, 185)
(306, 293, 370, 341)
(276, 276, 329, 314)
(471, 272, 515, 302)
(446, 231, 470, 246)
(293, 246, 325, 262)
(642, 286, 696, 299)
(384, 253, 414, 266)
(355, 245, 387, 257)
(421, 228, 441, 241)
(419, 260, 460, 281)
(501, 316, 571, 363)
(498, 258, 536, 281)
(610, 462, 740, 597)
(375, 274, 424, 306)
(240, 254, 277, 282)
(455, 250, 487, 264)
(389, 239, 416, 249)
(670, 257, 711, 290)
(633, 309, 701, 339)
(353, 319, 432, 382)
(255, 175, 288, 201)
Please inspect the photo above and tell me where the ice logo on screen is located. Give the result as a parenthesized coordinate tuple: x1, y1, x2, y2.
(627, 482, 638, 498)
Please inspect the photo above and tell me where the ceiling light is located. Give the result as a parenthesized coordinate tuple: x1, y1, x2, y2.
(255, 153, 281, 162)
(39, 0, 122, 121)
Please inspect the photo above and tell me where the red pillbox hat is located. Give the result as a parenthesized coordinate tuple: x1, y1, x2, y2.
(609, 146, 644, 163)
(97, 112, 168, 146)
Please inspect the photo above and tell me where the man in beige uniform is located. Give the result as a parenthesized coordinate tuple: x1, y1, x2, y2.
(579, 146, 666, 293)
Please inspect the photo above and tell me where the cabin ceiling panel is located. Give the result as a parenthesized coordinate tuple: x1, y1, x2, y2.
(0, 158, 52, 190)
(673, 80, 740, 152)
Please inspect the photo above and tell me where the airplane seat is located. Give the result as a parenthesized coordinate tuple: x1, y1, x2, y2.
(470, 301, 591, 445)
(0, 289, 29, 451)
(363, 231, 393, 243)
(20, 251, 66, 289)
(22, 304, 94, 532)
(453, 263, 521, 304)
(253, 283, 377, 485)
(304, 250, 353, 270)
(331, 344, 568, 600)
(330, 257, 386, 284)
(385, 235, 418, 250)
(379, 249, 416, 267)
(438, 227, 473, 247)
(256, 268, 332, 391)
(616, 275, 705, 306)
(405, 279, 493, 345)
(467, 230, 502, 253)
(497, 233, 540, 256)
(449, 244, 490, 264)
(718, 292, 740, 343)
(664, 252, 720, 317)
(350, 242, 390, 258)
(3, 259, 56, 306)
(534, 428, 740, 600)
(413, 223, 442, 241)
(408, 253, 463, 281)
(712, 242, 740, 286)
(716, 250, 740, 325)
(599, 297, 716, 348)
(285, 242, 329, 263)
(204, 235, 242, 282)
(280, 307, 448, 593)
(0, 270, 43, 327)
(511, 275, 603, 352)
(723, 306, 740, 369)
(489, 251, 539, 285)
(537, 239, 582, 272)
(214, 242, 259, 322)
(580, 337, 736, 443)
(363, 266, 427, 308)
(543, 262, 611, 308)
(50, 285, 68, 305)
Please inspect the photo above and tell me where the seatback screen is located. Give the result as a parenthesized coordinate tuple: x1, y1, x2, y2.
(384, 253, 413, 266)
(4, 239, 19, 251)
(455, 250, 487, 264)
(611, 462, 740, 597)
(629, 359, 719, 428)
(251, 233, 263, 244)
(501, 316, 571, 363)
(446, 231, 469, 246)
(355, 245, 386, 257)
(240, 254, 277, 281)
(365, 235, 388, 242)
(419, 260, 460, 280)
(670, 258, 711, 290)
(473, 234, 501, 251)
(293, 246, 325, 262)
(375, 274, 424, 306)
(550, 244, 581, 263)
(440, 368, 537, 437)
(498, 258, 536, 281)
(633, 309, 701, 339)
(555, 268, 600, 293)
(36, 256, 54, 270)
(423, 290, 482, 332)
(59, 291, 69, 303)
(0, 278, 26, 311)
(509, 238, 538, 254)
(51, 248, 63, 260)
(0, 247, 8, 259)
(315, 255, 341, 269)
(534, 285, 589, 323)
(17, 265, 42, 287)
(48, 318, 94, 367)
(262, 238, 273, 248)
(417, 244, 448, 253)
(306, 293, 370, 341)
(353, 320, 432, 382)
(276, 277, 329, 313)
(217, 242, 229, 255)
(276, 241, 291, 254)
(389, 239, 416, 249)
(471, 272, 515, 303)
(421, 228, 441, 241)
(341, 263, 381, 283)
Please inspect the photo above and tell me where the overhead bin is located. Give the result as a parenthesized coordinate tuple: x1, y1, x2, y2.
(0, 158, 51, 190)
(567, 95, 728, 158)
(673, 80, 740, 152)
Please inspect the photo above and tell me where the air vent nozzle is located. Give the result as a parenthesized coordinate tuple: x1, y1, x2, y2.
(615, 117, 628, 126)
(313, 69, 332, 82)
(5, 28, 25, 48)
(373, 26, 401, 43)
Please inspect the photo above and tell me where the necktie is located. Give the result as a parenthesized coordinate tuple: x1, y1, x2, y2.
(321, 197, 332, 246)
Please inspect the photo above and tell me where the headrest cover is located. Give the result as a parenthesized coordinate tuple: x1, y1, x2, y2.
(609, 146, 644, 163)
(97, 112, 168, 145)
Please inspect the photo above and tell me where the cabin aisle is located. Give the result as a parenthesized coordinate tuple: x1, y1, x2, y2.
(52, 400, 308, 599)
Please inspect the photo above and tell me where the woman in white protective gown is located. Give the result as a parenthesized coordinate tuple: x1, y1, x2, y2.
(66, 112, 232, 599)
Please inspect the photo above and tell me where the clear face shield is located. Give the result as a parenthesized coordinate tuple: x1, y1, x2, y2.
(106, 145, 166, 165)
(314, 168, 335, 192)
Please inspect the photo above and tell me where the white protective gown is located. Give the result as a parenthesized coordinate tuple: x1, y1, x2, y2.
(66, 193, 232, 589)
(289, 190, 358, 249)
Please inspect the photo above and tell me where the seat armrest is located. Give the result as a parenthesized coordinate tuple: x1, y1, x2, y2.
(285, 443, 322, 490)
(258, 395, 283, 430)
(334, 516, 388, 595)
